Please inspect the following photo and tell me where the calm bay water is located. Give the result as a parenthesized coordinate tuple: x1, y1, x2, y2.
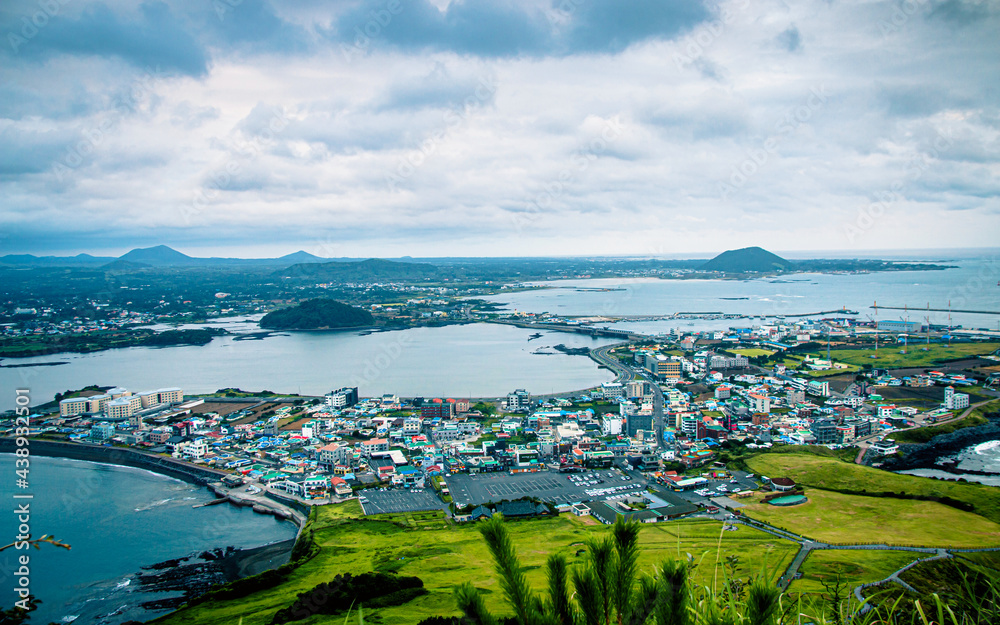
(0, 455, 297, 624)
(482, 258, 1000, 335)
(0, 323, 618, 411)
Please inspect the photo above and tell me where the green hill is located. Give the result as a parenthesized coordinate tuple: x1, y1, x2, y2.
(277, 258, 438, 282)
(260, 299, 374, 330)
(700, 247, 792, 273)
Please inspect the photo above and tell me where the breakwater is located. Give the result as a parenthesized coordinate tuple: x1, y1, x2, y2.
(0, 438, 227, 484)
(0, 438, 306, 525)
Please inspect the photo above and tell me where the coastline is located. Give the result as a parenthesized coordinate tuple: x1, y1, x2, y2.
(881, 414, 1000, 477)
(0, 449, 303, 624)
(0, 438, 307, 528)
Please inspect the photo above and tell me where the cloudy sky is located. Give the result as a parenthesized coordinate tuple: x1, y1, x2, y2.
(1, 0, 998, 258)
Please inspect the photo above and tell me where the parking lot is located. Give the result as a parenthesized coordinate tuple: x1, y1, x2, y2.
(359, 489, 444, 515)
(671, 471, 759, 506)
(445, 469, 647, 508)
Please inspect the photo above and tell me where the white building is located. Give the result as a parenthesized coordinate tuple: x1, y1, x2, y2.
(506, 389, 531, 412)
(601, 382, 624, 399)
(602, 413, 623, 436)
(361, 438, 390, 456)
(944, 386, 970, 410)
(806, 380, 831, 398)
(870, 440, 899, 455)
(749, 393, 770, 414)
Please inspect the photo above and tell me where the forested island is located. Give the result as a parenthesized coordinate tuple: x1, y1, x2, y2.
(259, 299, 374, 330)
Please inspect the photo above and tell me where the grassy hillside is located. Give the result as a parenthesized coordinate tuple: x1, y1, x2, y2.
(745, 450, 1000, 525)
(740, 489, 1000, 547)
(788, 550, 924, 596)
(155, 503, 797, 625)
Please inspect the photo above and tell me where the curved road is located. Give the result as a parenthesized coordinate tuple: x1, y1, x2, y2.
(589, 343, 667, 447)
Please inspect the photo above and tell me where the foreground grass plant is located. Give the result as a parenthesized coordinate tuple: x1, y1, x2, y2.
(454, 515, 1000, 625)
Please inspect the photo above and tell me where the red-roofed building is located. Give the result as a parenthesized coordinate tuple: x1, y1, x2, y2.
(329, 477, 352, 497)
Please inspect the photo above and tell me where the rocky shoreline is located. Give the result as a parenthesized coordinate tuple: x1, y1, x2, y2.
(880, 413, 1000, 476)
(135, 540, 295, 611)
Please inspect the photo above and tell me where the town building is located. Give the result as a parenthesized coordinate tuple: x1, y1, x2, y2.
(506, 389, 532, 412)
(325, 387, 360, 408)
(944, 386, 970, 410)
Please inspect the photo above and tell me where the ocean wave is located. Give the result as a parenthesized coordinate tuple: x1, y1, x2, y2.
(134, 498, 173, 512)
(60, 616, 79, 623)
(115, 578, 131, 590)
(974, 440, 1000, 455)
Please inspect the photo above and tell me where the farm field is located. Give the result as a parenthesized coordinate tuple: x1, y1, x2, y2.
(155, 502, 798, 625)
(803, 342, 1000, 369)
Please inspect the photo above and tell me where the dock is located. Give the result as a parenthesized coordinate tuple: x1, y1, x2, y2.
(192, 497, 228, 508)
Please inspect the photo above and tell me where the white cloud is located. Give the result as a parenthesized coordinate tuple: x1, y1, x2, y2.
(1, 0, 998, 256)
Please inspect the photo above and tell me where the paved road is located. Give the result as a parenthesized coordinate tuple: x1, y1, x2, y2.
(589, 343, 668, 448)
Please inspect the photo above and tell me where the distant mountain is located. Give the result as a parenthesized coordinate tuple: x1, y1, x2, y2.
(119, 245, 196, 266)
(277, 258, 439, 282)
(700, 247, 792, 273)
(276, 250, 325, 263)
(0, 253, 113, 266)
(0, 246, 342, 268)
(260, 299, 374, 330)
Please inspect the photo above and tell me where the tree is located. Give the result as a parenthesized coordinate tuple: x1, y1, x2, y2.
(473, 402, 498, 417)
(453, 515, 693, 625)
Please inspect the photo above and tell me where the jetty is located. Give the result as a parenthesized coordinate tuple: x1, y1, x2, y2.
(192, 497, 228, 508)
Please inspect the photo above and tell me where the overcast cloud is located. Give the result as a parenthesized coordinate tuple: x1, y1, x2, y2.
(1, 0, 998, 257)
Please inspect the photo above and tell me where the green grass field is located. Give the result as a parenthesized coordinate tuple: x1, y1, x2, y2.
(788, 550, 924, 596)
(732, 348, 775, 358)
(802, 342, 1000, 369)
(805, 366, 861, 378)
(740, 489, 1000, 547)
(745, 450, 1000, 526)
(156, 505, 798, 625)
